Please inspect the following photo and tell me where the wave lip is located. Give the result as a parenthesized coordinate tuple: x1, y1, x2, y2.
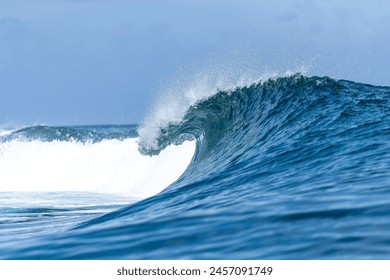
(136, 72, 278, 155)
(137, 73, 300, 156)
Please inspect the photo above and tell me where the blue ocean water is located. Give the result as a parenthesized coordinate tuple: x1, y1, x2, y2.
(0, 74, 389, 259)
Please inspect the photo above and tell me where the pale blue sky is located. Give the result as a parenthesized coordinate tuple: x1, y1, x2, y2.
(1, 0, 389, 125)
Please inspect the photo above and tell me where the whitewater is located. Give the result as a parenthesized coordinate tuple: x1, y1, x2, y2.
(0, 74, 390, 259)
(0, 129, 194, 197)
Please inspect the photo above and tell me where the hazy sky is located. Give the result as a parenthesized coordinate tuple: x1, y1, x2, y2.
(1, 0, 389, 125)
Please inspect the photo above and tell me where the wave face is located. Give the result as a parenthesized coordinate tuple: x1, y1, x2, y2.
(1, 75, 390, 259)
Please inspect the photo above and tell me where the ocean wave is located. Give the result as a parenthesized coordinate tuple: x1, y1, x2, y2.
(1, 74, 390, 259)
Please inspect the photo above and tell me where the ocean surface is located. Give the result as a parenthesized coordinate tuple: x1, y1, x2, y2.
(0, 74, 389, 259)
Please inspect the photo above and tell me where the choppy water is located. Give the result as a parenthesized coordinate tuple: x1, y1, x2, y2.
(1, 74, 389, 259)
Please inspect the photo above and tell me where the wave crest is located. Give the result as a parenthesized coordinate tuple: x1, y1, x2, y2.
(137, 74, 340, 156)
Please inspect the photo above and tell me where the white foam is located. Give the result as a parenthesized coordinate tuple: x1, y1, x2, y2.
(0, 130, 13, 137)
(0, 138, 195, 198)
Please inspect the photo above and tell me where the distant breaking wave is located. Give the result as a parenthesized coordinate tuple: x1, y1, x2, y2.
(0, 125, 194, 197)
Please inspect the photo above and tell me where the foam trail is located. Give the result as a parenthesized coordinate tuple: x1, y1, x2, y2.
(0, 138, 195, 198)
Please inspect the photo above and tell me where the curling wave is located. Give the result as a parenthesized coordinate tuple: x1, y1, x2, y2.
(1, 74, 390, 259)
